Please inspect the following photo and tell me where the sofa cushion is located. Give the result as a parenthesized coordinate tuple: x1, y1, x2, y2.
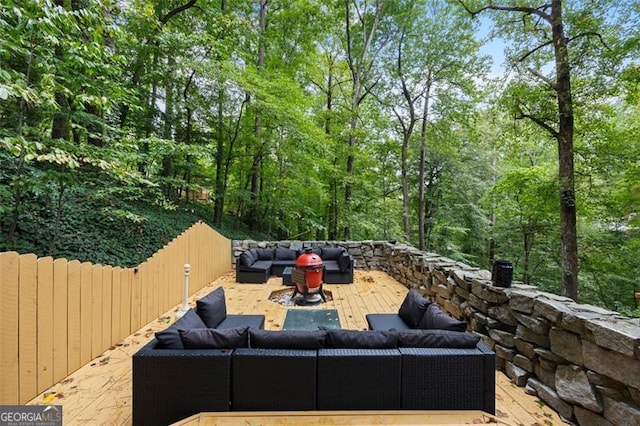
(242, 260, 272, 272)
(325, 329, 397, 349)
(321, 246, 343, 261)
(179, 327, 249, 349)
(338, 252, 351, 272)
(419, 303, 467, 332)
(398, 289, 431, 328)
(393, 329, 480, 348)
(217, 314, 265, 330)
(249, 329, 327, 349)
(239, 250, 255, 267)
(366, 313, 411, 331)
(196, 286, 227, 328)
(275, 247, 297, 260)
(323, 260, 340, 272)
(155, 309, 207, 349)
(255, 248, 275, 260)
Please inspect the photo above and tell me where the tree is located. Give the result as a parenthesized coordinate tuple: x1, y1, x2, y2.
(458, 1, 577, 300)
(383, 0, 486, 246)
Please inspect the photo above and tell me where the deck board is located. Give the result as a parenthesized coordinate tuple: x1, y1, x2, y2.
(28, 270, 565, 425)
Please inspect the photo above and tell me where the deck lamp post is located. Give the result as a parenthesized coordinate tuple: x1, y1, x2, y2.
(175, 263, 191, 319)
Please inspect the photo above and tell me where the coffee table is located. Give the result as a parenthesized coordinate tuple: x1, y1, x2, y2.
(283, 309, 341, 330)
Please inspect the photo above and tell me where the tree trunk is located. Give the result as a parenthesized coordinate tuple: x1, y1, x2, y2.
(214, 83, 225, 225)
(213, 0, 228, 226)
(246, 0, 267, 230)
(418, 82, 431, 250)
(551, 0, 578, 301)
(343, 0, 383, 239)
(161, 55, 175, 199)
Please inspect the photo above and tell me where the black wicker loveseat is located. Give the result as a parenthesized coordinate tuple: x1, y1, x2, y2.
(133, 288, 495, 425)
(235, 245, 354, 284)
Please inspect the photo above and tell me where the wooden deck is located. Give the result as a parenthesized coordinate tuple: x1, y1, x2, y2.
(27, 270, 565, 425)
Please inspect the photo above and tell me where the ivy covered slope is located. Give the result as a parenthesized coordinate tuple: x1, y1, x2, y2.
(0, 175, 265, 268)
(0, 180, 202, 268)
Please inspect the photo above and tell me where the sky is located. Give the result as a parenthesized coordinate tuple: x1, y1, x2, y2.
(476, 15, 508, 79)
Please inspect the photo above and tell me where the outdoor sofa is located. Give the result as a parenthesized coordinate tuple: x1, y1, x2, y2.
(235, 245, 354, 284)
(132, 287, 495, 425)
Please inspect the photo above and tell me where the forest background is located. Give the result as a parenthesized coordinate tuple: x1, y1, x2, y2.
(1, 0, 639, 314)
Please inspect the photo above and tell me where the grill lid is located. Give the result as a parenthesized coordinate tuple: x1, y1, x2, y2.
(296, 248, 323, 268)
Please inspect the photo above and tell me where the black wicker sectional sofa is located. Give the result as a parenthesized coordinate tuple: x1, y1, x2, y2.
(235, 245, 354, 284)
(132, 288, 495, 425)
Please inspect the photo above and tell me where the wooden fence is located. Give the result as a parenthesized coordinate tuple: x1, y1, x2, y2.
(0, 221, 231, 404)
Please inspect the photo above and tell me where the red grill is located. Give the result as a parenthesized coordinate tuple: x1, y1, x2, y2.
(292, 248, 326, 304)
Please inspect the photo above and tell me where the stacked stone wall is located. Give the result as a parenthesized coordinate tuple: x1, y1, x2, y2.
(232, 240, 640, 424)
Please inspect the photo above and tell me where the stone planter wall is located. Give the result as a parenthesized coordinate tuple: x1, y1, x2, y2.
(232, 240, 640, 425)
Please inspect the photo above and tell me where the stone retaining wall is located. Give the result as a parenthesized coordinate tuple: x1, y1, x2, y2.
(232, 240, 640, 425)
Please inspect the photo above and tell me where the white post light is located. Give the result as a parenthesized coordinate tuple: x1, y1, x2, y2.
(175, 263, 191, 319)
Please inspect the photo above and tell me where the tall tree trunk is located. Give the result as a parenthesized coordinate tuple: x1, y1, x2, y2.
(161, 55, 175, 199)
(323, 58, 339, 240)
(52, 1, 71, 140)
(551, 0, 578, 301)
(214, 82, 226, 225)
(418, 83, 431, 250)
(247, 0, 267, 230)
(343, 0, 383, 239)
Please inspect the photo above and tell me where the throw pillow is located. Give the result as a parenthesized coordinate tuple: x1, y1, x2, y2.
(255, 248, 275, 260)
(337, 252, 351, 272)
(179, 327, 249, 349)
(155, 309, 207, 349)
(393, 329, 480, 348)
(275, 247, 296, 260)
(325, 329, 397, 349)
(419, 303, 467, 332)
(320, 246, 343, 261)
(248, 329, 327, 349)
(239, 251, 254, 267)
(398, 288, 431, 328)
(196, 286, 227, 328)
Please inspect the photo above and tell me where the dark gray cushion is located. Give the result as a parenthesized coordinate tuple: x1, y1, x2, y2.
(275, 247, 297, 260)
(179, 327, 249, 349)
(366, 313, 411, 331)
(217, 314, 265, 330)
(392, 329, 479, 348)
(323, 260, 340, 272)
(419, 303, 467, 332)
(338, 252, 351, 272)
(239, 251, 254, 267)
(325, 329, 397, 349)
(321, 246, 343, 260)
(154, 309, 207, 349)
(255, 248, 275, 260)
(196, 286, 227, 328)
(398, 289, 431, 328)
(248, 329, 327, 349)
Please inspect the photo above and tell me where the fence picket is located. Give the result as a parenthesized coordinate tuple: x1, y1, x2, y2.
(53, 258, 69, 384)
(37, 257, 54, 394)
(101, 265, 113, 352)
(19, 253, 38, 404)
(91, 265, 103, 359)
(1, 252, 20, 404)
(67, 260, 82, 373)
(80, 262, 93, 366)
